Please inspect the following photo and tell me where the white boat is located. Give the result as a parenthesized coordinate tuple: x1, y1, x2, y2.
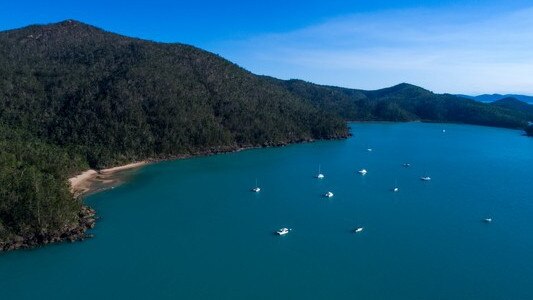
(367, 148, 373, 152)
(251, 179, 260, 192)
(277, 228, 290, 235)
(358, 169, 368, 175)
(324, 191, 334, 198)
(420, 176, 431, 181)
(403, 163, 411, 168)
(483, 218, 492, 223)
(393, 187, 399, 192)
(354, 227, 364, 233)
(316, 164, 325, 179)
(442, 129, 446, 133)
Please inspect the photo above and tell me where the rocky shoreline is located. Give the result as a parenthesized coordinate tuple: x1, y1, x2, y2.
(0, 206, 96, 252)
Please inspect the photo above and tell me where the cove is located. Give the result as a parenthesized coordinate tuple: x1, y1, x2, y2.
(1, 122, 532, 300)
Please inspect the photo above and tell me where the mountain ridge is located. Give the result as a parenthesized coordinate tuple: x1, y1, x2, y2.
(458, 93, 533, 103)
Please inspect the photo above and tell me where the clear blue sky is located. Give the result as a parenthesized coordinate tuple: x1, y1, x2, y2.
(2, 0, 533, 94)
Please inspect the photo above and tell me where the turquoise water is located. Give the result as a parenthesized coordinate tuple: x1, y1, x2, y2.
(1, 123, 533, 299)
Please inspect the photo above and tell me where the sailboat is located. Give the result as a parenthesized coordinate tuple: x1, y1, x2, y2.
(251, 179, 261, 193)
(316, 164, 325, 179)
(353, 191, 364, 234)
(392, 179, 399, 192)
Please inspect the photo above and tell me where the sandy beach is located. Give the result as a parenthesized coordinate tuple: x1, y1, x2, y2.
(69, 161, 148, 196)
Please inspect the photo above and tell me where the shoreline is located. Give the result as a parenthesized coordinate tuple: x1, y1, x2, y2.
(69, 161, 149, 197)
(68, 136, 348, 198)
(0, 136, 347, 252)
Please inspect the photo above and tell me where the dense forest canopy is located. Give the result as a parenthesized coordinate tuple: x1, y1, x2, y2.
(1, 20, 532, 249)
(490, 97, 533, 118)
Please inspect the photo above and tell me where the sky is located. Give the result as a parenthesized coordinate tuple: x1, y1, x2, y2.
(1, 0, 533, 95)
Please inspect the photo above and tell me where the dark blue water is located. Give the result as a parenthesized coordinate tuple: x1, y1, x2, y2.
(1, 123, 532, 299)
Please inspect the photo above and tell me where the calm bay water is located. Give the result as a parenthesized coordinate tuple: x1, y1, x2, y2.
(1, 123, 532, 299)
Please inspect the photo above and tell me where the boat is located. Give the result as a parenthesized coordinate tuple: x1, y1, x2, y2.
(367, 148, 373, 152)
(483, 218, 492, 223)
(354, 227, 364, 233)
(393, 187, 399, 192)
(420, 176, 431, 181)
(324, 191, 334, 198)
(358, 169, 368, 175)
(403, 163, 411, 168)
(251, 179, 261, 192)
(442, 129, 446, 133)
(277, 228, 290, 235)
(316, 164, 325, 179)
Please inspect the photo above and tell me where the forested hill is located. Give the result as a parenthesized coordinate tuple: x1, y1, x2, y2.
(0, 20, 348, 249)
(0, 20, 347, 168)
(491, 97, 533, 118)
(265, 79, 531, 129)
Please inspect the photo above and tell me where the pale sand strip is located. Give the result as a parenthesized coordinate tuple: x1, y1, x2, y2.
(98, 161, 148, 174)
(69, 161, 148, 196)
(69, 170, 98, 190)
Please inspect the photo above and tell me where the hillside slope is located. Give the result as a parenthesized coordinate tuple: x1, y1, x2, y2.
(0, 20, 348, 168)
(491, 97, 533, 118)
(268, 79, 531, 129)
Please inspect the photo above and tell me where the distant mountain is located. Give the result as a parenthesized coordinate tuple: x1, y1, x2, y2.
(491, 98, 533, 118)
(458, 94, 533, 103)
(266, 79, 531, 129)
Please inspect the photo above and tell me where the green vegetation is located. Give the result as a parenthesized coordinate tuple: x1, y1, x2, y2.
(0, 124, 87, 243)
(1, 20, 532, 249)
(268, 79, 531, 129)
(491, 97, 533, 118)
